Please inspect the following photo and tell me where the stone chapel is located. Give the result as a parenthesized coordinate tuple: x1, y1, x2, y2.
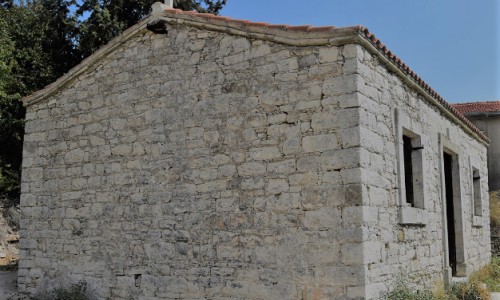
(19, 2, 491, 299)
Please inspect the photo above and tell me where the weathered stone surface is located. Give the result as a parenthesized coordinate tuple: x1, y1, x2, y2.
(302, 133, 339, 153)
(18, 12, 490, 300)
(354, 45, 490, 297)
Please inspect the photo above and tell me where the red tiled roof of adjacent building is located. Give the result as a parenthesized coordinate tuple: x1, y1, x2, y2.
(452, 101, 500, 115)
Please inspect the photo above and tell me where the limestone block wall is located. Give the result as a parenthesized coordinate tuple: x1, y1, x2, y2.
(20, 25, 368, 299)
(353, 44, 491, 297)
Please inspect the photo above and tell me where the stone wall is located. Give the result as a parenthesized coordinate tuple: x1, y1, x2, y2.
(353, 44, 490, 296)
(20, 25, 369, 299)
(19, 18, 491, 300)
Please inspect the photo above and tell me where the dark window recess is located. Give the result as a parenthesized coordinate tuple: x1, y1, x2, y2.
(403, 135, 414, 206)
(473, 169, 481, 216)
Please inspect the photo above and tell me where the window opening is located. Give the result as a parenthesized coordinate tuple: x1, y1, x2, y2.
(403, 135, 414, 206)
(472, 168, 481, 217)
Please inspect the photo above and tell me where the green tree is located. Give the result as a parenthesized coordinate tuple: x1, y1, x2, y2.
(0, 12, 24, 205)
(77, 0, 227, 57)
(38, 0, 81, 79)
(0, 1, 79, 205)
(0, 0, 227, 207)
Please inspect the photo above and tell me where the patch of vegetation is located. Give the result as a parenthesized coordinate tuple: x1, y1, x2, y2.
(490, 191, 500, 227)
(448, 281, 489, 300)
(387, 281, 436, 300)
(470, 256, 500, 293)
(386, 258, 500, 299)
(35, 281, 88, 300)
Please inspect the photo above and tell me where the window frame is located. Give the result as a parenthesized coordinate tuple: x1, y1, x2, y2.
(395, 109, 427, 225)
(469, 156, 483, 227)
(439, 133, 468, 277)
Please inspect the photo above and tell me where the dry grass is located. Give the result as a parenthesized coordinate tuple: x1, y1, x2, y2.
(469, 256, 500, 293)
(386, 257, 500, 299)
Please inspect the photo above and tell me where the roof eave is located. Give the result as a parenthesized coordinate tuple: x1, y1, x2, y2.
(21, 9, 489, 146)
(463, 111, 500, 118)
(21, 14, 363, 107)
(22, 17, 152, 107)
(355, 34, 490, 145)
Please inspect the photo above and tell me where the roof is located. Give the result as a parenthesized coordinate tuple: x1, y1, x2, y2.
(21, 6, 489, 144)
(452, 101, 500, 115)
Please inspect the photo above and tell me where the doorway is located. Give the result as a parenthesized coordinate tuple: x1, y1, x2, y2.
(443, 152, 457, 276)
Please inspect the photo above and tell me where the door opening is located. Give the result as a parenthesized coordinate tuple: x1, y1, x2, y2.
(444, 152, 457, 276)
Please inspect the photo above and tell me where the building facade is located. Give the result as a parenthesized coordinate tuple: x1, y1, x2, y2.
(19, 4, 491, 299)
(453, 101, 500, 191)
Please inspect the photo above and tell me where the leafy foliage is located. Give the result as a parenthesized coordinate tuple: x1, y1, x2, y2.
(78, 0, 227, 59)
(0, 9, 25, 205)
(386, 280, 436, 300)
(0, 0, 227, 207)
(36, 281, 88, 300)
(448, 282, 488, 300)
(1, 1, 76, 205)
(386, 259, 500, 300)
(469, 256, 500, 293)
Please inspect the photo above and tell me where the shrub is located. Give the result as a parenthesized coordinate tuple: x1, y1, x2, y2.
(469, 256, 500, 293)
(449, 281, 489, 300)
(385, 259, 500, 300)
(386, 281, 436, 300)
(35, 281, 88, 300)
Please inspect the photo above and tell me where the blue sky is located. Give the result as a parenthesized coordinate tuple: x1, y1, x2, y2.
(221, 0, 499, 103)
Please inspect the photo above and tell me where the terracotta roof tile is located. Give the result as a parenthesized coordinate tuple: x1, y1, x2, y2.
(22, 7, 490, 144)
(165, 8, 182, 14)
(181, 11, 198, 15)
(452, 101, 500, 114)
(246, 21, 270, 28)
(266, 24, 289, 30)
(308, 26, 336, 33)
(109, 7, 497, 143)
(286, 25, 313, 32)
(210, 15, 231, 21)
(229, 19, 250, 25)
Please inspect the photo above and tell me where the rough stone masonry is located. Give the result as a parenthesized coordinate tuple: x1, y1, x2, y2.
(19, 5, 491, 300)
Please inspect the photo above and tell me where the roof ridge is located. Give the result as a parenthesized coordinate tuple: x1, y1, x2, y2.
(21, 6, 489, 144)
(163, 8, 339, 33)
(451, 101, 500, 115)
